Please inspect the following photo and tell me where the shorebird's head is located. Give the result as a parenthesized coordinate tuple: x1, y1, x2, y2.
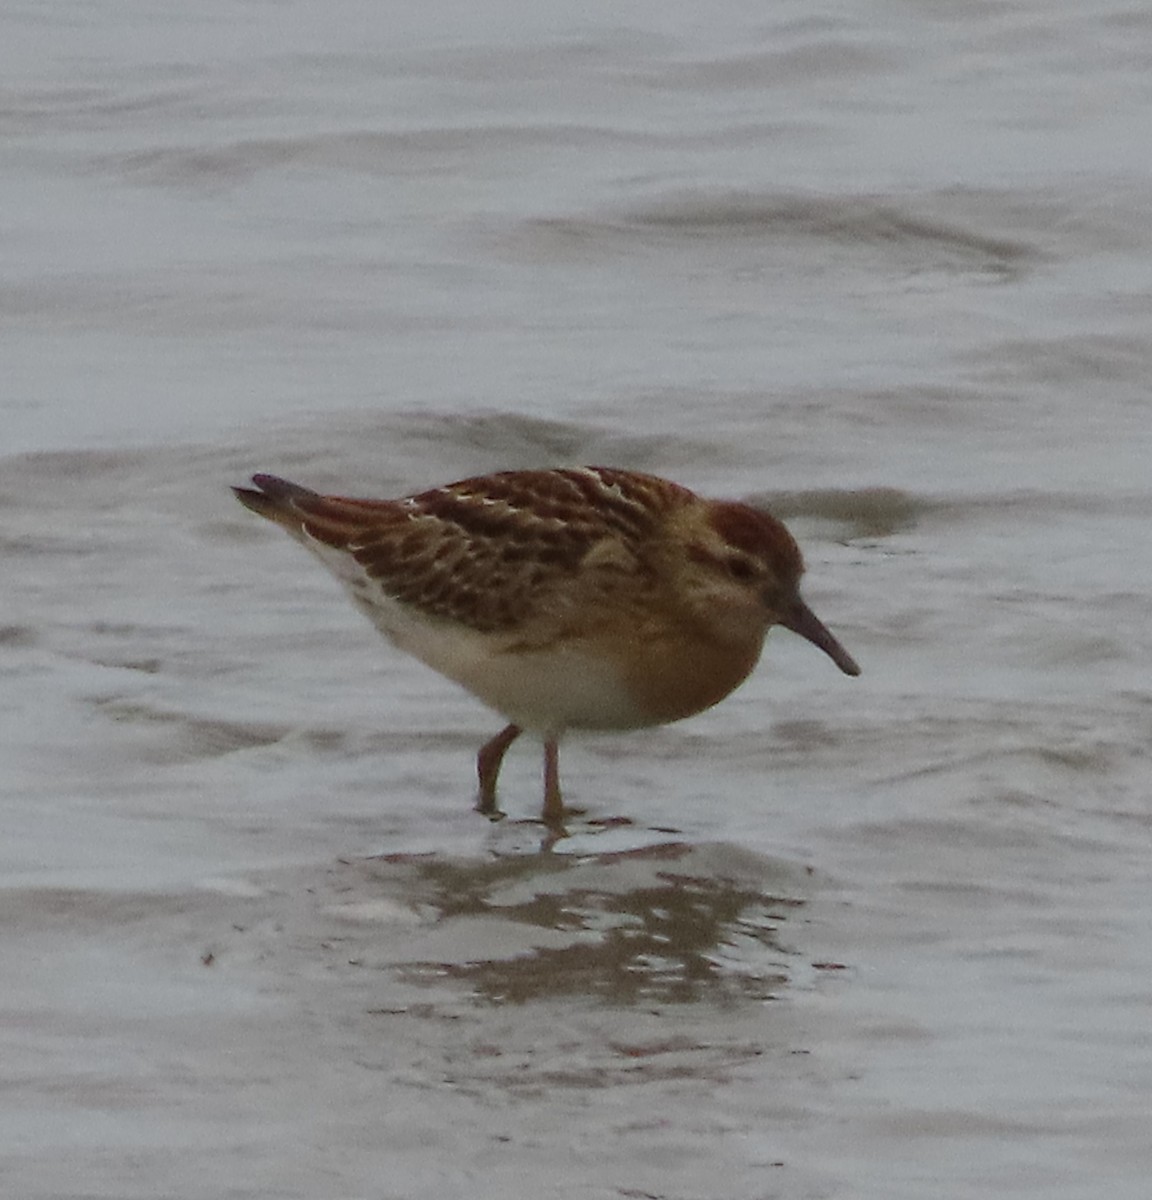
(676, 499, 861, 676)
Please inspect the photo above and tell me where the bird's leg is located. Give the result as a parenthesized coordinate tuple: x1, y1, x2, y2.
(542, 736, 565, 829)
(476, 723, 521, 817)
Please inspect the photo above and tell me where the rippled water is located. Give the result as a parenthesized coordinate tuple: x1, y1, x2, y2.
(4, 1, 1152, 1197)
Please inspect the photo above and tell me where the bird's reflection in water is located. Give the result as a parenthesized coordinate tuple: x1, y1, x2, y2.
(382, 842, 803, 1006)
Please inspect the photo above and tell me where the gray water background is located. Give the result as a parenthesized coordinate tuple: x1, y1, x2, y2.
(3, 1, 1152, 1196)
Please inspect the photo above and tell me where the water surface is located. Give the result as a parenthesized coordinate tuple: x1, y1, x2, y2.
(3, 1, 1152, 1196)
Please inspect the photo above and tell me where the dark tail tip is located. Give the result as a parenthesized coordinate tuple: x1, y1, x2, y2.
(249, 473, 316, 501)
(232, 473, 318, 522)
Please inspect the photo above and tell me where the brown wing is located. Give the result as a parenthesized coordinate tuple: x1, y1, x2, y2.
(234, 468, 692, 632)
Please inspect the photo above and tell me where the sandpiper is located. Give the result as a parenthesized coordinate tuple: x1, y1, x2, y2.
(234, 467, 860, 827)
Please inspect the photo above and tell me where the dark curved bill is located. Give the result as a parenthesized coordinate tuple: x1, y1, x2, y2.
(780, 597, 861, 676)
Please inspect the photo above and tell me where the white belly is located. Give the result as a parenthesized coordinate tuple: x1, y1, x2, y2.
(363, 591, 649, 733)
(308, 540, 648, 733)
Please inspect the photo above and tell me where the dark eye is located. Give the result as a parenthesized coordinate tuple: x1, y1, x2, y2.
(725, 554, 758, 582)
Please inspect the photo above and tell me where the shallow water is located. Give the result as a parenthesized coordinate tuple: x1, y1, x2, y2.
(3, 1, 1152, 1197)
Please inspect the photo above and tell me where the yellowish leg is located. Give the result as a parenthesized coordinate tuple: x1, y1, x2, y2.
(542, 737, 564, 829)
(476, 724, 521, 816)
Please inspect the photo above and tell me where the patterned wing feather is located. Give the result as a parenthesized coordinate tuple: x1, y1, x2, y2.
(237, 468, 693, 633)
